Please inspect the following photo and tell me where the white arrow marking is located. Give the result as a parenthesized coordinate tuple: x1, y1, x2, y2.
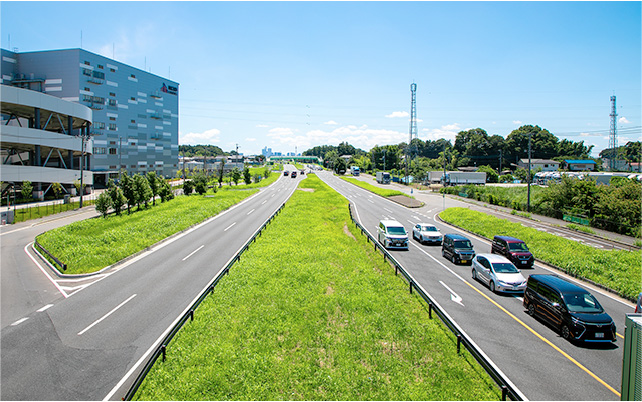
(440, 281, 464, 306)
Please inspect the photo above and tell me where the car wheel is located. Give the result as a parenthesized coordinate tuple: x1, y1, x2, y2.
(472, 268, 477, 280)
(527, 303, 535, 316)
(421, 236, 425, 244)
(442, 249, 446, 258)
(451, 254, 457, 264)
(561, 325, 571, 340)
(489, 281, 496, 293)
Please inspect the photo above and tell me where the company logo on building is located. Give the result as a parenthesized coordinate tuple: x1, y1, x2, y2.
(161, 83, 178, 95)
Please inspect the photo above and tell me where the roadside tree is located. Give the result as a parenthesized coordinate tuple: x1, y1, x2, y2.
(95, 192, 112, 218)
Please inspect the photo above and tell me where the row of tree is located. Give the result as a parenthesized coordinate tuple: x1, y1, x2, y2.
(95, 172, 174, 217)
(304, 125, 631, 176)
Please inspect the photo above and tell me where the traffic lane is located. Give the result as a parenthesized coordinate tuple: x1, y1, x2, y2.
(2, 176, 299, 400)
(348, 188, 622, 400)
(320, 174, 614, 399)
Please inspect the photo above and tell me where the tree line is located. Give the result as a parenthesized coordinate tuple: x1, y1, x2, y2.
(95, 172, 174, 217)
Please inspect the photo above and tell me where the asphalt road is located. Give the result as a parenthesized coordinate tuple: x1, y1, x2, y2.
(317, 170, 635, 401)
(1, 167, 301, 400)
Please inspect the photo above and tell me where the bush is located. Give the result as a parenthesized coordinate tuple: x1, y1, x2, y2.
(183, 180, 194, 195)
(95, 192, 112, 218)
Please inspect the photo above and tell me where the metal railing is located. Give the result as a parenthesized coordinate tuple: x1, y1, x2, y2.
(34, 238, 67, 271)
(347, 203, 525, 401)
(124, 202, 286, 400)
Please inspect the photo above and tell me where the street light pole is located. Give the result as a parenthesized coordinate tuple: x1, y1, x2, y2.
(527, 131, 532, 213)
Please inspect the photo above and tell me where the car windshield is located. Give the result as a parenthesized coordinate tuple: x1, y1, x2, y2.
(564, 293, 604, 313)
(508, 242, 529, 251)
(491, 262, 519, 273)
(422, 226, 438, 232)
(454, 240, 472, 249)
(387, 226, 406, 235)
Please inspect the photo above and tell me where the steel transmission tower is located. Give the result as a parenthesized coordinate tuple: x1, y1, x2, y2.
(406, 83, 418, 180)
(609, 96, 618, 171)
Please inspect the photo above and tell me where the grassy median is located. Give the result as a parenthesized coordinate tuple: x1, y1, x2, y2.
(134, 175, 499, 400)
(36, 190, 258, 275)
(440, 207, 641, 300)
(340, 176, 411, 198)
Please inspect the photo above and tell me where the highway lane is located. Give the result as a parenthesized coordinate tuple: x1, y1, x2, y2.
(1, 167, 301, 400)
(318, 171, 633, 401)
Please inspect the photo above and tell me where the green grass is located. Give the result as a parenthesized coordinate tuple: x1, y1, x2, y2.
(36, 190, 258, 275)
(440, 207, 642, 300)
(13, 198, 96, 223)
(566, 223, 596, 235)
(134, 175, 500, 401)
(340, 177, 412, 199)
(215, 171, 280, 191)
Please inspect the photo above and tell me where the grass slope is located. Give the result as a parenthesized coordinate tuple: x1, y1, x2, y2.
(340, 176, 411, 198)
(36, 190, 257, 275)
(440, 207, 641, 300)
(134, 175, 499, 401)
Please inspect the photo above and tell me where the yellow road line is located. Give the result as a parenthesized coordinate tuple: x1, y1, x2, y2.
(463, 280, 620, 397)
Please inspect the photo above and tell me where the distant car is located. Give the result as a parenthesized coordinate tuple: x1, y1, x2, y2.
(284, 171, 289, 176)
(291, 171, 297, 178)
(491, 235, 534, 268)
(412, 223, 443, 245)
(635, 292, 642, 313)
(472, 254, 527, 293)
(442, 234, 475, 264)
(377, 220, 409, 250)
(524, 274, 616, 342)
(300, 170, 305, 175)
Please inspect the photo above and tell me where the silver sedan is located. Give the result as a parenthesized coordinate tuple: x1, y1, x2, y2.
(412, 223, 443, 245)
(472, 253, 527, 293)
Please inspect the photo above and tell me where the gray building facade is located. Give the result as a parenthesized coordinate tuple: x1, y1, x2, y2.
(1, 48, 179, 185)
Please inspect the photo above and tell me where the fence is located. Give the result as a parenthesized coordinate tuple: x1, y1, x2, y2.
(10, 195, 98, 224)
(124, 202, 286, 400)
(347, 203, 525, 401)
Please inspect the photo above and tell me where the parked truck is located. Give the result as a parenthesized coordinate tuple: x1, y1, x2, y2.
(351, 166, 360, 176)
(442, 171, 486, 186)
(376, 171, 391, 184)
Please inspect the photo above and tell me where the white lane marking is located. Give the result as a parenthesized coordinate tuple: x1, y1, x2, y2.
(368, 199, 374, 204)
(182, 245, 205, 261)
(37, 304, 54, 312)
(11, 317, 29, 326)
(440, 281, 464, 306)
(25, 243, 69, 298)
(261, 200, 267, 205)
(247, 209, 255, 215)
(384, 208, 393, 213)
(78, 294, 137, 336)
(224, 222, 236, 232)
(407, 220, 415, 226)
(413, 216, 420, 220)
(271, 194, 275, 198)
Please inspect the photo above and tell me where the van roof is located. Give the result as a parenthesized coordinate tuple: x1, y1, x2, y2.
(380, 220, 403, 227)
(444, 234, 470, 241)
(494, 235, 525, 243)
(529, 274, 588, 294)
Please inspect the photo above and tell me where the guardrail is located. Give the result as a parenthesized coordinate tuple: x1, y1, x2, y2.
(34, 238, 67, 271)
(347, 203, 525, 401)
(124, 202, 286, 400)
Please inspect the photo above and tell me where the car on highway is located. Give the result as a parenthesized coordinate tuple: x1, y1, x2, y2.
(291, 171, 297, 178)
(412, 223, 443, 245)
(471, 254, 527, 293)
(523, 274, 616, 343)
(377, 220, 409, 250)
(491, 235, 534, 268)
(442, 234, 475, 264)
(284, 171, 289, 176)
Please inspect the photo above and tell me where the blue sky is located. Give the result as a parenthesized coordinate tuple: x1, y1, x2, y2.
(2, 1, 640, 156)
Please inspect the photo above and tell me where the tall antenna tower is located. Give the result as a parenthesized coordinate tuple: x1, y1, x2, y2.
(406, 83, 418, 180)
(609, 95, 618, 171)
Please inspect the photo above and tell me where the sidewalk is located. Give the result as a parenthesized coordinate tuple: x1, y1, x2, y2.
(352, 173, 639, 249)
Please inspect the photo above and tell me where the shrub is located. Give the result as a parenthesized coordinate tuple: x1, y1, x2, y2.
(183, 180, 194, 195)
(95, 192, 112, 218)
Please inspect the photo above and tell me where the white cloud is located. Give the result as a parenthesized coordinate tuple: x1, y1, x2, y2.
(324, 120, 339, 125)
(513, 120, 523, 125)
(385, 111, 409, 118)
(422, 123, 462, 142)
(180, 128, 221, 145)
(245, 137, 257, 142)
(619, 116, 630, 124)
(256, 124, 269, 128)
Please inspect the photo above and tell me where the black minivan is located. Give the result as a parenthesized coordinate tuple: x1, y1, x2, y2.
(523, 274, 616, 343)
(442, 234, 475, 264)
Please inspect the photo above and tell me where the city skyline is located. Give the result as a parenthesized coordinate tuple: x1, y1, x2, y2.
(2, 1, 640, 157)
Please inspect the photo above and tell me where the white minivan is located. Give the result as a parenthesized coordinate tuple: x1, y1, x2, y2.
(377, 220, 409, 250)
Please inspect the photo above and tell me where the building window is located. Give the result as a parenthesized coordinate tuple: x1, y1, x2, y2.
(109, 92, 116, 97)
(108, 123, 117, 131)
(98, 64, 104, 69)
(84, 87, 90, 92)
(93, 147, 106, 154)
(109, 148, 117, 155)
(109, 165, 117, 169)
(131, 119, 136, 124)
(130, 142, 136, 146)
(130, 74, 136, 79)
(130, 97, 136, 101)
(92, 71, 105, 79)
(82, 69, 91, 76)
(108, 99, 117, 107)
(110, 68, 116, 73)
(84, 61, 90, 65)
(94, 122, 105, 129)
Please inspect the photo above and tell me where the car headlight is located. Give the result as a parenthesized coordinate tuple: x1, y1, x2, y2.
(571, 316, 585, 327)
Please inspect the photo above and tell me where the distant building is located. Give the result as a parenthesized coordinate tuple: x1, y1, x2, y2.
(518, 159, 560, 172)
(564, 159, 597, 171)
(261, 147, 273, 158)
(630, 162, 642, 173)
(601, 158, 630, 172)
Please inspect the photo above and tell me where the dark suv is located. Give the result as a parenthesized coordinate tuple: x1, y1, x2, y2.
(491, 235, 534, 268)
(442, 234, 475, 264)
(523, 274, 616, 343)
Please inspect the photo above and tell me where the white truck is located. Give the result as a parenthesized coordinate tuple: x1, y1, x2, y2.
(442, 171, 486, 186)
(376, 171, 391, 184)
(351, 166, 360, 176)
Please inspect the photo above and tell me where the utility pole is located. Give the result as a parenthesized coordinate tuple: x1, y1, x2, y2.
(609, 95, 618, 171)
(527, 132, 532, 213)
(407, 83, 418, 183)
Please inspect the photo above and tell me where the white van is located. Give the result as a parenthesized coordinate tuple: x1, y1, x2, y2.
(377, 220, 408, 250)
